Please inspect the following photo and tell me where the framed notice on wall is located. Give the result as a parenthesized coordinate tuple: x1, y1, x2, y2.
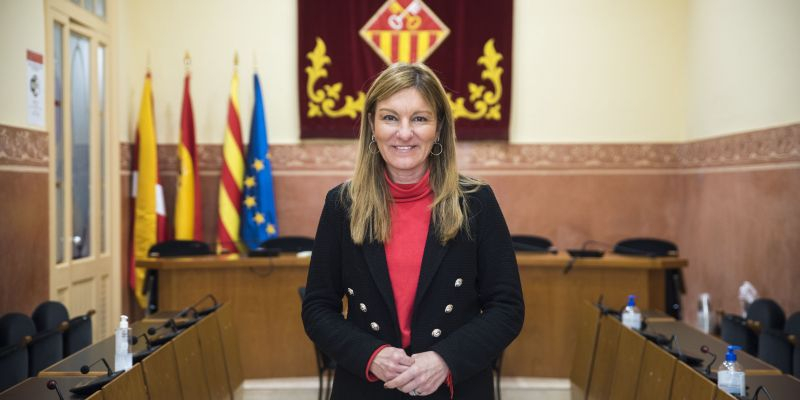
(298, 0, 513, 141)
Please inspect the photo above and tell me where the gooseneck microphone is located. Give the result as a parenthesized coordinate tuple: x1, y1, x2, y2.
(700, 345, 717, 377)
(178, 293, 219, 317)
(46, 380, 65, 400)
(80, 357, 114, 376)
(752, 385, 775, 400)
(131, 332, 152, 349)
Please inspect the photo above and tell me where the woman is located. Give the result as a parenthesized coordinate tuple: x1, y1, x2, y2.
(302, 63, 524, 399)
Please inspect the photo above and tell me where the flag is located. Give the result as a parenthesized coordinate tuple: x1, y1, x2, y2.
(242, 74, 279, 250)
(129, 73, 167, 309)
(217, 69, 244, 253)
(174, 73, 203, 240)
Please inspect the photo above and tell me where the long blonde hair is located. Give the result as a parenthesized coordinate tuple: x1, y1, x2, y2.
(343, 63, 481, 245)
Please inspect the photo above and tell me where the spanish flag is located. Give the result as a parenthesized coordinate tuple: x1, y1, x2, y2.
(129, 73, 167, 309)
(217, 69, 244, 253)
(174, 73, 202, 240)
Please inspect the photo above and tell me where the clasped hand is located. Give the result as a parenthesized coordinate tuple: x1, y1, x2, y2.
(369, 347, 449, 396)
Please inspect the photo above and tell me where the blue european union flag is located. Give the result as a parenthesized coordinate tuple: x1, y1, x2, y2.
(241, 74, 279, 250)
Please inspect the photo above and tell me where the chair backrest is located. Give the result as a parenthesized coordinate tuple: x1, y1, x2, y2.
(608, 325, 647, 400)
(196, 313, 232, 400)
(757, 328, 793, 374)
(148, 240, 212, 257)
(613, 238, 678, 257)
(101, 363, 149, 400)
(669, 361, 715, 400)
(32, 301, 69, 332)
(215, 303, 244, 393)
(587, 315, 622, 400)
(635, 341, 677, 400)
(173, 325, 211, 400)
(65, 311, 94, 356)
(0, 342, 29, 392)
(569, 301, 602, 398)
(510, 235, 553, 252)
(785, 312, 800, 335)
(28, 328, 64, 376)
(141, 342, 183, 400)
(794, 343, 800, 379)
(747, 298, 786, 331)
(720, 313, 758, 355)
(259, 236, 314, 253)
(0, 313, 36, 346)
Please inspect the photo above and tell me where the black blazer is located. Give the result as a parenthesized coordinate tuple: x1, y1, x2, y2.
(302, 183, 524, 400)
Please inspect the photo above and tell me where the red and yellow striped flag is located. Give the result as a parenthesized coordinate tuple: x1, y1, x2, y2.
(217, 70, 244, 253)
(130, 73, 167, 308)
(174, 73, 202, 240)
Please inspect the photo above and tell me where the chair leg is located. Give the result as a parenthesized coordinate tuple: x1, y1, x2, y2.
(495, 372, 501, 400)
(318, 370, 323, 400)
(324, 369, 333, 400)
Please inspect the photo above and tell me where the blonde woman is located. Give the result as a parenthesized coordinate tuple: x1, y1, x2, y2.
(302, 63, 524, 399)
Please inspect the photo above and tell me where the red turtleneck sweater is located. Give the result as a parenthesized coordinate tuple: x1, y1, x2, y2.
(385, 170, 433, 348)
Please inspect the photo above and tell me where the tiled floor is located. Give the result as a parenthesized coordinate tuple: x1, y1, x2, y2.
(242, 377, 570, 400)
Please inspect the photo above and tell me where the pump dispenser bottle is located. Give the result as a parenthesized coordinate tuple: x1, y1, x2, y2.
(717, 345, 745, 396)
(621, 295, 642, 330)
(114, 315, 133, 371)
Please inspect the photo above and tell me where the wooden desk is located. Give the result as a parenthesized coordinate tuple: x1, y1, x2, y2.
(644, 321, 781, 375)
(0, 376, 100, 399)
(39, 321, 161, 377)
(138, 251, 686, 378)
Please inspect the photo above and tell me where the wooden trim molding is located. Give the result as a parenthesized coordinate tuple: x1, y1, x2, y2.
(0, 124, 49, 168)
(120, 123, 799, 172)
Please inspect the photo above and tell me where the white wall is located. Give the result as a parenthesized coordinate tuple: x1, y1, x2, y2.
(0, 0, 45, 129)
(511, 0, 688, 143)
(687, 0, 800, 139)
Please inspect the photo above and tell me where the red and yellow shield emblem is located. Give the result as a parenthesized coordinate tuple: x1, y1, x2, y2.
(359, 0, 450, 65)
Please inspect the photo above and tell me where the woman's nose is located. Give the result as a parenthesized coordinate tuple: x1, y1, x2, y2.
(397, 120, 413, 139)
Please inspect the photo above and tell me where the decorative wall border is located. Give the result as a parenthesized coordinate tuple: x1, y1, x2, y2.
(0, 124, 48, 168)
(120, 123, 799, 173)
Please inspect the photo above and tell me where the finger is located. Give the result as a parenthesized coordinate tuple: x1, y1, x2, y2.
(384, 367, 416, 389)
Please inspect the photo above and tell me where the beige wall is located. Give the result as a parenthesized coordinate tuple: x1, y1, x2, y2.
(511, 0, 688, 143)
(0, 0, 45, 129)
(687, 0, 800, 139)
(117, 0, 689, 145)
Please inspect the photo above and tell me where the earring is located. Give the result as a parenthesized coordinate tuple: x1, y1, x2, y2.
(430, 139, 443, 156)
(368, 135, 380, 154)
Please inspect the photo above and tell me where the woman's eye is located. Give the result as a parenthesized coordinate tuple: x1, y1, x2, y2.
(381, 114, 397, 121)
(412, 116, 428, 122)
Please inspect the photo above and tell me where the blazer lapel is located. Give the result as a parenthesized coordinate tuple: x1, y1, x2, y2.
(412, 219, 450, 318)
(362, 241, 400, 338)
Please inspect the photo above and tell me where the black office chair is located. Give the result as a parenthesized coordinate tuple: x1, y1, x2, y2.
(31, 301, 95, 357)
(614, 238, 683, 319)
(510, 235, 553, 253)
(0, 312, 64, 377)
(757, 328, 793, 373)
(786, 312, 800, 336)
(492, 353, 503, 400)
(298, 287, 336, 400)
(261, 237, 315, 253)
(721, 313, 759, 356)
(0, 337, 29, 392)
(747, 298, 786, 332)
(794, 340, 800, 379)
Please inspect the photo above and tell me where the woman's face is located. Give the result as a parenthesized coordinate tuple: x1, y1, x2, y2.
(372, 87, 438, 184)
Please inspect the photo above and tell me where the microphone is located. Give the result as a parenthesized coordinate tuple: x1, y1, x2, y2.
(752, 385, 775, 400)
(700, 345, 717, 376)
(131, 333, 160, 363)
(177, 294, 219, 318)
(80, 357, 114, 376)
(46, 380, 65, 400)
(563, 240, 603, 274)
(69, 357, 123, 396)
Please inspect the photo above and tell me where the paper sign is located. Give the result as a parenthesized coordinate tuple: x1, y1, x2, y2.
(27, 50, 45, 127)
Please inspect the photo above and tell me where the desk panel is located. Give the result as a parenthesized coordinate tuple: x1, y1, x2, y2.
(138, 252, 686, 378)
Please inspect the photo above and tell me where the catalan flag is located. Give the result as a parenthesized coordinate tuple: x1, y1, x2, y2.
(129, 73, 167, 309)
(217, 69, 244, 253)
(174, 73, 203, 240)
(242, 74, 279, 250)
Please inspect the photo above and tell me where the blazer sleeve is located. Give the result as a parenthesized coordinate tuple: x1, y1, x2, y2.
(301, 187, 388, 379)
(430, 185, 525, 384)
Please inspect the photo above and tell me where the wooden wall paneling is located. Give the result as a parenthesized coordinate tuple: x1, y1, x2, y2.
(172, 326, 211, 400)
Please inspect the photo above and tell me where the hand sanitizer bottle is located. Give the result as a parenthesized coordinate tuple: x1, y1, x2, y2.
(621, 295, 642, 330)
(718, 345, 745, 396)
(114, 315, 133, 371)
